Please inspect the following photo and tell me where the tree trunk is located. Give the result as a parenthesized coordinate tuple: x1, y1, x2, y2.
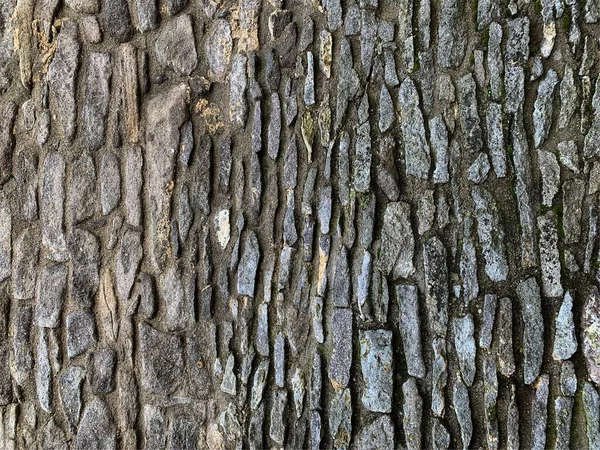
(0, 0, 597, 448)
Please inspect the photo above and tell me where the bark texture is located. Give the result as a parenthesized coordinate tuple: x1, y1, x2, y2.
(0, 0, 598, 448)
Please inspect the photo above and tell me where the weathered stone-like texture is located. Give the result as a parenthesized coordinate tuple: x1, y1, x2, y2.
(145, 83, 188, 273)
(3, 1, 599, 448)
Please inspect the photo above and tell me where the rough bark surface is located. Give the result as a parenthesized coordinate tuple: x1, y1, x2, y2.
(0, 0, 598, 448)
